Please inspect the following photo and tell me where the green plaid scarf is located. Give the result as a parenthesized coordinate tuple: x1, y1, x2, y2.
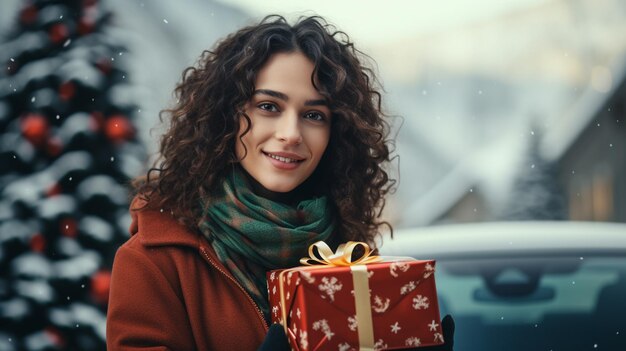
(198, 167, 335, 321)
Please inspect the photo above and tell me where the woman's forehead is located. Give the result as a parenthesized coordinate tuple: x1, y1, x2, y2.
(254, 52, 325, 102)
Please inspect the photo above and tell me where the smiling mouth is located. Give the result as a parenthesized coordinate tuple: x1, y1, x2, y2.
(263, 152, 305, 164)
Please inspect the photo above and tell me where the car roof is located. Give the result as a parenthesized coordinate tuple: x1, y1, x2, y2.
(379, 221, 626, 259)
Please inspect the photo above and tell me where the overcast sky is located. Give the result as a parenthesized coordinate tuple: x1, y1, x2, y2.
(216, 0, 551, 48)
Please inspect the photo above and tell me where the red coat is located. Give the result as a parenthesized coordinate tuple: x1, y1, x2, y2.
(106, 198, 269, 350)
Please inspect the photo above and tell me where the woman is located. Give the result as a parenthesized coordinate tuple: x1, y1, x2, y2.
(106, 15, 453, 350)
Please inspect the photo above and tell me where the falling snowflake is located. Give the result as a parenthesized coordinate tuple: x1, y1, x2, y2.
(406, 337, 421, 347)
(390, 322, 401, 334)
(312, 319, 335, 340)
(318, 276, 343, 302)
(299, 330, 308, 350)
(428, 320, 439, 331)
(400, 281, 418, 295)
(347, 315, 358, 331)
(390, 261, 410, 277)
(372, 295, 390, 313)
(373, 339, 388, 351)
(412, 295, 430, 310)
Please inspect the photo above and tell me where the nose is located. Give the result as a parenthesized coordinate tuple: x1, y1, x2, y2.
(275, 112, 303, 145)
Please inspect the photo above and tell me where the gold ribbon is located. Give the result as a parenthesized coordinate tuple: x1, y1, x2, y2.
(351, 264, 375, 350)
(299, 240, 383, 267)
(276, 241, 382, 350)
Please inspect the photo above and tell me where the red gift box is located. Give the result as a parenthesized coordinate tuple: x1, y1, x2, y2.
(267, 242, 444, 351)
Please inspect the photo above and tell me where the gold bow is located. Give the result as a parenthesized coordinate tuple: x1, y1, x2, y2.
(299, 240, 382, 266)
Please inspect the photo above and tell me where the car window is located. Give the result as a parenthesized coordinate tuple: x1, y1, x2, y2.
(435, 256, 626, 350)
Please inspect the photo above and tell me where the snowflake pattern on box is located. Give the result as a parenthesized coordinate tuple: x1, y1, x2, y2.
(372, 295, 390, 313)
(338, 342, 354, 351)
(347, 315, 358, 331)
(428, 320, 439, 331)
(423, 263, 435, 279)
(299, 330, 309, 350)
(300, 270, 316, 284)
(412, 295, 430, 310)
(400, 280, 418, 295)
(406, 337, 422, 346)
(318, 276, 343, 302)
(312, 319, 335, 341)
(374, 339, 388, 351)
(267, 259, 443, 350)
(390, 261, 411, 277)
(434, 332, 444, 343)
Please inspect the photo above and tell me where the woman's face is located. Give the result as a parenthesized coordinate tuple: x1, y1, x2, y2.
(236, 51, 331, 193)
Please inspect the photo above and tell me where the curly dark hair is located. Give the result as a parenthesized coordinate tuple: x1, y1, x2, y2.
(134, 15, 396, 247)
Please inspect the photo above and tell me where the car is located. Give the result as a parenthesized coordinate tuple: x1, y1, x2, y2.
(378, 221, 626, 351)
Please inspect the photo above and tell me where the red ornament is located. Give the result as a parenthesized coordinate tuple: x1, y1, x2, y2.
(29, 233, 46, 253)
(90, 111, 105, 131)
(95, 57, 112, 75)
(46, 136, 63, 157)
(59, 218, 77, 237)
(78, 17, 95, 36)
(105, 115, 135, 143)
(58, 81, 75, 101)
(46, 183, 62, 197)
(21, 113, 49, 146)
(19, 4, 38, 25)
(44, 326, 66, 348)
(91, 270, 111, 305)
(49, 23, 69, 44)
(78, 2, 99, 35)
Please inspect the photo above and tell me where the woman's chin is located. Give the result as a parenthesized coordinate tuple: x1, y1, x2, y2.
(258, 180, 297, 194)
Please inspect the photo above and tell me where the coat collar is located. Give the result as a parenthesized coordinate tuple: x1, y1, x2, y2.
(128, 196, 200, 248)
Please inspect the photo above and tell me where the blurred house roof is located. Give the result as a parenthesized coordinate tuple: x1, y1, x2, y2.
(540, 52, 626, 162)
(392, 0, 626, 227)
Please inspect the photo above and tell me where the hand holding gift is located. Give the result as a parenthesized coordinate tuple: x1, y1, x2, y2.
(267, 241, 453, 351)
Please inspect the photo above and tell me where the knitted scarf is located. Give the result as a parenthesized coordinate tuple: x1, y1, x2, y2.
(198, 168, 335, 321)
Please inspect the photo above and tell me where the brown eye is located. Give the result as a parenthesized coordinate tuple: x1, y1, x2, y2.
(304, 111, 325, 121)
(258, 103, 279, 112)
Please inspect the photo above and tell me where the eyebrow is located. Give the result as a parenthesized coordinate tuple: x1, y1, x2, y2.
(253, 89, 328, 106)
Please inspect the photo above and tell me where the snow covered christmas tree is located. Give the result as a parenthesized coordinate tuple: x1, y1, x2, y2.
(0, 1, 146, 349)
(499, 123, 566, 221)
